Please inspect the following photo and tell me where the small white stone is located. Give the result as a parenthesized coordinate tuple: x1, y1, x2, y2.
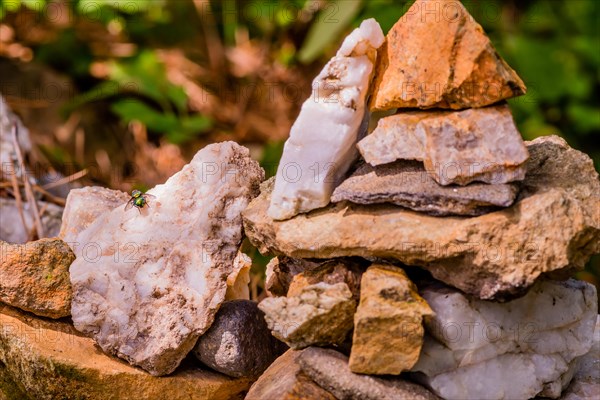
(268, 19, 384, 220)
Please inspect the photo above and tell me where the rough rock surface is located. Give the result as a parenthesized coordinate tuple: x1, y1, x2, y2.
(357, 104, 529, 185)
(412, 280, 598, 400)
(59, 186, 130, 244)
(287, 258, 364, 300)
(193, 300, 286, 378)
(559, 316, 600, 400)
(0, 305, 251, 400)
(268, 19, 384, 220)
(258, 282, 356, 349)
(70, 142, 264, 376)
(264, 256, 318, 297)
(245, 350, 336, 400)
(243, 136, 600, 299)
(0, 198, 63, 244)
(299, 347, 439, 400)
(331, 160, 519, 216)
(370, 0, 526, 111)
(0, 238, 74, 318)
(349, 264, 433, 374)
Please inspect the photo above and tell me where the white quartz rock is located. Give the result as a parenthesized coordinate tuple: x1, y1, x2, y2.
(268, 18, 384, 220)
(69, 142, 264, 376)
(412, 279, 598, 400)
(559, 315, 599, 400)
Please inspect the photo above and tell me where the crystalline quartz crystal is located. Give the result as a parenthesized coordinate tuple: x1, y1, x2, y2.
(268, 19, 384, 220)
(69, 142, 263, 376)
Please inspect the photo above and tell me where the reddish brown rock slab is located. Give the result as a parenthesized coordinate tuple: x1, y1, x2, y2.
(370, 0, 526, 111)
(0, 305, 251, 400)
(245, 350, 336, 400)
(243, 136, 600, 300)
(0, 238, 74, 318)
(287, 258, 364, 300)
(357, 104, 529, 185)
(331, 160, 519, 216)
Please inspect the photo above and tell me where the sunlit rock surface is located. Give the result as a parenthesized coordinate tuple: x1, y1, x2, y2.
(369, 0, 526, 111)
(70, 142, 264, 376)
(60, 186, 130, 244)
(412, 280, 598, 400)
(268, 19, 384, 220)
(0, 305, 251, 399)
(243, 136, 600, 300)
(258, 282, 356, 349)
(0, 238, 74, 318)
(357, 104, 529, 185)
(349, 264, 433, 375)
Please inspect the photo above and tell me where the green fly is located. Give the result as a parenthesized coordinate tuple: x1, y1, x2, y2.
(125, 189, 156, 213)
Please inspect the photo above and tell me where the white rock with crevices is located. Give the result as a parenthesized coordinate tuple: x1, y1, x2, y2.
(268, 18, 384, 220)
(411, 279, 598, 400)
(69, 141, 264, 376)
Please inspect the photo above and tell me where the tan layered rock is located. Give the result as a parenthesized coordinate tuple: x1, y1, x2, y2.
(357, 104, 529, 185)
(0, 305, 251, 400)
(243, 136, 600, 300)
(258, 282, 356, 349)
(245, 350, 336, 400)
(349, 264, 434, 374)
(0, 238, 74, 318)
(370, 0, 526, 111)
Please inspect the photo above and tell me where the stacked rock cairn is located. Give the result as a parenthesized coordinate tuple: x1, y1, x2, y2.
(0, 1, 598, 399)
(243, 1, 600, 399)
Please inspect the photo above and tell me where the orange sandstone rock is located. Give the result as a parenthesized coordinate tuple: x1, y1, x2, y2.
(370, 0, 526, 111)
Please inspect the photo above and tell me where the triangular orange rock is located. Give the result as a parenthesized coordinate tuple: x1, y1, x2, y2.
(370, 0, 526, 111)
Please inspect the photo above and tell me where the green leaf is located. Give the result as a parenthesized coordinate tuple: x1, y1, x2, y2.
(567, 104, 600, 134)
(180, 115, 212, 133)
(22, 0, 44, 11)
(166, 85, 188, 113)
(111, 99, 179, 132)
(3, 1, 21, 12)
(298, 0, 363, 64)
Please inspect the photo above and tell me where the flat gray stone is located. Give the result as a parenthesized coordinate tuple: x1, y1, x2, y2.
(193, 300, 287, 378)
(299, 347, 439, 400)
(332, 161, 519, 216)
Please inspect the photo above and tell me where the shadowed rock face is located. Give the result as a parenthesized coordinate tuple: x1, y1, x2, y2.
(412, 279, 598, 400)
(193, 300, 287, 379)
(243, 136, 600, 300)
(331, 160, 519, 216)
(369, 0, 526, 111)
(357, 104, 529, 186)
(70, 142, 264, 376)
